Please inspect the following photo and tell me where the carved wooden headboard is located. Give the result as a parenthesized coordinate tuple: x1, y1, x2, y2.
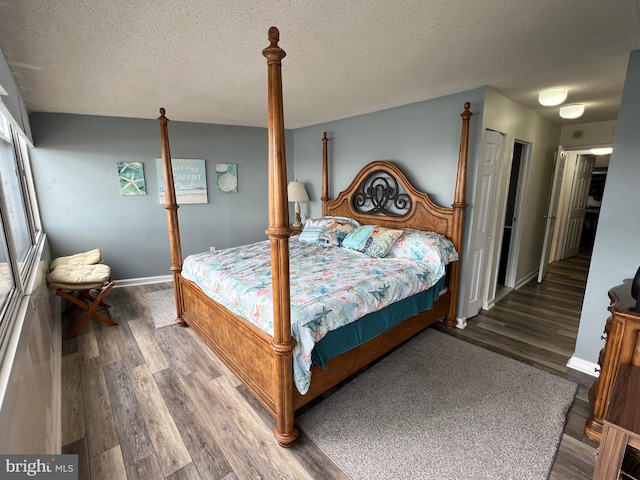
(323, 160, 454, 239)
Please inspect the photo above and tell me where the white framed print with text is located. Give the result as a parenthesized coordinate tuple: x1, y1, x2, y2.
(156, 158, 208, 204)
(216, 163, 238, 194)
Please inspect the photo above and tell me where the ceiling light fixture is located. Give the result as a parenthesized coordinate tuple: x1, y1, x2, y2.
(559, 104, 585, 119)
(590, 147, 613, 156)
(538, 87, 568, 106)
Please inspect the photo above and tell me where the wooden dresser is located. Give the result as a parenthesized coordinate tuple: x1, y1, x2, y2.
(585, 279, 640, 443)
(592, 363, 640, 479)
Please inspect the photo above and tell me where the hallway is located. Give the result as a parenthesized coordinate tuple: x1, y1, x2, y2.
(451, 250, 590, 374)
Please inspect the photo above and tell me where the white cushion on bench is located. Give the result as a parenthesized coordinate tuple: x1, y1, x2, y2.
(50, 249, 102, 270)
(47, 264, 111, 290)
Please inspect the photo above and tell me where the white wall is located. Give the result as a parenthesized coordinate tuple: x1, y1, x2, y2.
(0, 238, 60, 454)
(559, 120, 616, 148)
(483, 90, 561, 283)
(462, 89, 560, 318)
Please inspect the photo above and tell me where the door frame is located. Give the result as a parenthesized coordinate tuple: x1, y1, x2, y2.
(546, 144, 611, 265)
(503, 140, 533, 288)
(484, 139, 532, 308)
(538, 146, 566, 283)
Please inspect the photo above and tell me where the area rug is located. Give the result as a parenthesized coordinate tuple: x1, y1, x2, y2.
(297, 328, 577, 480)
(144, 288, 176, 329)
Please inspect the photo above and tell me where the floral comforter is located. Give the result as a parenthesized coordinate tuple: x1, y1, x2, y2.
(181, 239, 448, 394)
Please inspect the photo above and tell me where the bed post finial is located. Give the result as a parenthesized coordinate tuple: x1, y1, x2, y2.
(263, 26, 286, 62)
(268, 26, 279, 45)
(462, 102, 471, 118)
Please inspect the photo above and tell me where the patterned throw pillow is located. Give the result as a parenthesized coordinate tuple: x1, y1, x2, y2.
(299, 217, 360, 247)
(304, 216, 360, 230)
(342, 225, 404, 258)
(318, 220, 357, 246)
(387, 229, 459, 264)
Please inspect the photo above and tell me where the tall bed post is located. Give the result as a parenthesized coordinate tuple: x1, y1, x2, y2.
(157, 108, 185, 326)
(262, 27, 298, 447)
(321, 132, 329, 215)
(445, 102, 473, 328)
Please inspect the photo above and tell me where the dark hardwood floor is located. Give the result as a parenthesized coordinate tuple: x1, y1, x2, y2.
(61, 250, 598, 479)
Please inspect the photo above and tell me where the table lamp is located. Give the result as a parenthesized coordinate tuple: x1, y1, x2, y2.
(287, 180, 309, 230)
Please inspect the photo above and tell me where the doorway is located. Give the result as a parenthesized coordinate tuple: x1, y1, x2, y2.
(464, 129, 532, 318)
(538, 146, 611, 283)
(496, 142, 526, 291)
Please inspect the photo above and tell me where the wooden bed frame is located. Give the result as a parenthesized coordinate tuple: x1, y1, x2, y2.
(157, 27, 472, 447)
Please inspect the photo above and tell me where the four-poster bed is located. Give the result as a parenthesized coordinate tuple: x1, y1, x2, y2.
(157, 27, 472, 447)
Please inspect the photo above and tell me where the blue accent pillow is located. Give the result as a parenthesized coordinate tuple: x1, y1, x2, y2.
(342, 225, 376, 250)
(298, 226, 325, 243)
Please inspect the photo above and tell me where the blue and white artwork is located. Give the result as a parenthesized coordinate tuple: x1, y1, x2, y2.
(216, 163, 238, 194)
(156, 158, 208, 204)
(117, 162, 146, 196)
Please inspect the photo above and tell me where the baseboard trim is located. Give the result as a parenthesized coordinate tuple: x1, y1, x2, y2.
(456, 317, 467, 329)
(566, 355, 599, 377)
(515, 270, 539, 290)
(484, 300, 496, 310)
(114, 275, 173, 287)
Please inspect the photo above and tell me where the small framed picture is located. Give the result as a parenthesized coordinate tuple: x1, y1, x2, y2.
(117, 162, 146, 195)
(216, 163, 238, 194)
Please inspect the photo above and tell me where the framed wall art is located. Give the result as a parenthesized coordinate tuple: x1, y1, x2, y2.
(117, 161, 146, 196)
(156, 158, 208, 204)
(216, 163, 238, 194)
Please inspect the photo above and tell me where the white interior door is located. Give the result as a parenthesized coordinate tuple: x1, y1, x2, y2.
(559, 154, 595, 259)
(503, 141, 531, 289)
(464, 129, 504, 318)
(538, 147, 566, 282)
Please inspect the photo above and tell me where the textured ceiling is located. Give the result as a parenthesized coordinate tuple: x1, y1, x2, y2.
(0, 1, 639, 128)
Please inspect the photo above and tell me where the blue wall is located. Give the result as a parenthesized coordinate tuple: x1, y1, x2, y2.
(29, 113, 294, 280)
(574, 50, 640, 365)
(292, 90, 484, 215)
(29, 90, 483, 282)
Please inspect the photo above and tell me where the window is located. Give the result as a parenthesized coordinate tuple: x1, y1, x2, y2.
(0, 136, 32, 269)
(0, 220, 14, 315)
(0, 109, 42, 345)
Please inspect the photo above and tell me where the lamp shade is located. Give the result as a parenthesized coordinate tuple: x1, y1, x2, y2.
(538, 87, 568, 107)
(287, 181, 309, 202)
(559, 104, 584, 119)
